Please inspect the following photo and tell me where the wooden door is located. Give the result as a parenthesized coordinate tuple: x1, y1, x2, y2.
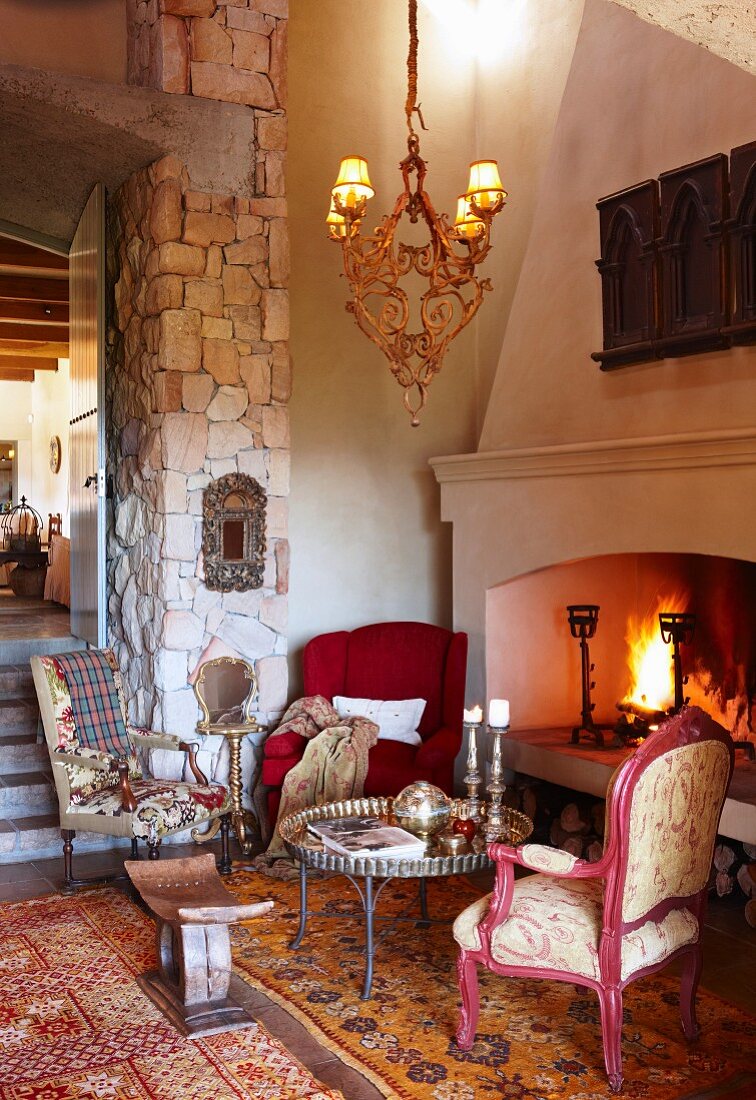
(69, 184, 106, 646)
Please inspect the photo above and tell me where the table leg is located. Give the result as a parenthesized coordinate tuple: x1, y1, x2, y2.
(418, 876, 430, 925)
(361, 875, 375, 1001)
(289, 860, 309, 949)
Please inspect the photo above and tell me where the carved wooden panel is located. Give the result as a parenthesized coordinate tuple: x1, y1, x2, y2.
(591, 181, 660, 370)
(657, 153, 728, 356)
(724, 140, 756, 345)
(203, 474, 266, 592)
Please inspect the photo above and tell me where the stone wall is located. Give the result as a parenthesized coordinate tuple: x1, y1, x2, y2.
(107, 152, 290, 733)
(127, 0, 287, 117)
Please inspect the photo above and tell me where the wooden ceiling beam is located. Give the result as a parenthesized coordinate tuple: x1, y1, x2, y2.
(0, 340, 69, 357)
(0, 322, 69, 342)
(0, 275, 69, 303)
(0, 239, 68, 273)
(0, 355, 58, 371)
(0, 301, 68, 324)
(0, 369, 34, 383)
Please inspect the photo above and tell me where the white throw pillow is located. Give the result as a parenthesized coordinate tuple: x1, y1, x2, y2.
(333, 696, 426, 746)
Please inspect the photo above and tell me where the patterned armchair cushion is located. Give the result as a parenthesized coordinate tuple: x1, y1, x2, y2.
(70, 778, 231, 843)
(519, 844, 579, 874)
(454, 874, 701, 982)
(622, 740, 731, 922)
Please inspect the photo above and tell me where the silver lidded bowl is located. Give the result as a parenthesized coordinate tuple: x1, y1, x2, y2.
(393, 780, 451, 841)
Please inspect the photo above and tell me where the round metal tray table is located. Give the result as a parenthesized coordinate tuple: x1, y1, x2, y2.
(279, 796, 533, 999)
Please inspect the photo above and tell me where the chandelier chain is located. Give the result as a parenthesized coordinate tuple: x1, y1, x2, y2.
(405, 0, 426, 140)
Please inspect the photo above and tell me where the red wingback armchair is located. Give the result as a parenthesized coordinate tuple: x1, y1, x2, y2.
(261, 621, 468, 827)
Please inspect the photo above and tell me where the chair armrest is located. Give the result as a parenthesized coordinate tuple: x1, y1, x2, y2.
(52, 749, 114, 772)
(129, 727, 208, 785)
(488, 841, 609, 879)
(414, 725, 461, 771)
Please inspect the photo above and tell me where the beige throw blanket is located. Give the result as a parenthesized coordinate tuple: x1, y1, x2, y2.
(259, 695, 379, 872)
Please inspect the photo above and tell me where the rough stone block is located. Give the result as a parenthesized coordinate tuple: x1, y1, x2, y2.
(269, 18, 287, 108)
(258, 114, 286, 151)
(209, 458, 237, 480)
(158, 242, 206, 276)
(268, 218, 289, 286)
(270, 342, 291, 402)
(150, 15, 190, 94)
(267, 448, 289, 495)
(206, 244, 223, 278)
(266, 495, 287, 537)
(223, 235, 267, 266)
(240, 354, 270, 403)
(207, 420, 254, 457)
(157, 468, 188, 513)
(261, 289, 289, 341)
(264, 151, 285, 196)
(231, 29, 270, 72)
(164, 513, 197, 560)
(257, 654, 288, 714)
(261, 404, 289, 448)
(115, 497, 148, 548)
(226, 7, 272, 34)
(201, 316, 234, 340)
(158, 309, 202, 372)
(184, 211, 236, 247)
(152, 154, 184, 183)
(150, 179, 183, 244)
(161, 0, 215, 15)
(185, 190, 211, 211)
(206, 385, 248, 422)
(161, 687, 200, 731)
(146, 273, 183, 314)
(260, 595, 287, 635)
(154, 370, 183, 412)
(203, 338, 240, 383)
(251, 0, 288, 18)
(237, 448, 267, 482)
(190, 61, 276, 109)
(217, 613, 277, 659)
(227, 304, 261, 342)
(154, 648, 189, 693)
(222, 265, 260, 305)
(249, 197, 287, 218)
(161, 411, 209, 473)
(191, 16, 232, 63)
(182, 372, 216, 412)
(184, 278, 223, 316)
(236, 214, 264, 239)
(274, 538, 289, 594)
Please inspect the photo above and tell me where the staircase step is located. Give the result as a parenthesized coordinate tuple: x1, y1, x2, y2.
(0, 664, 35, 699)
(0, 771, 55, 816)
(0, 698, 39, 738)
(0, 635, 86, 667)
(0, 734, 48, 773)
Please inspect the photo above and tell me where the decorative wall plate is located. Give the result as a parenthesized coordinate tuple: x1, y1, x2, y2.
(49, 435, 61, 474)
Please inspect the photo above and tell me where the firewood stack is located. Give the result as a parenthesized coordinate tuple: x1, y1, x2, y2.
(549, 800, 606, 863)
(713, 842, 756, 926)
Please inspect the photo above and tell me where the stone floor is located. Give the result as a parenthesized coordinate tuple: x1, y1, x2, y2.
(0, 841, 754, 1099)
(0, 589, 72, 641)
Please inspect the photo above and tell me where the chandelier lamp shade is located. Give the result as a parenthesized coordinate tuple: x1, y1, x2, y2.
(327, 0, 506, 425)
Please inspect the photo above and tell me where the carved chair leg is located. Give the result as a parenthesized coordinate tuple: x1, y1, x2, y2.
(455, 951, 480, 1051)
(598, 985, 623, 1094)
(147, 839, 162, 861)
(130, 837, 139, 860)
(218, 814, 232, 876)
(61, 829, 76, 894)
(680, 947, 702, 1041)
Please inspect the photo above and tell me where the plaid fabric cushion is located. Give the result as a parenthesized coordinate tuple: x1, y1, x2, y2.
(56, 651, 131, 759)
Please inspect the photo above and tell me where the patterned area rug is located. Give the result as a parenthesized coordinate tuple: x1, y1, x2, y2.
(228, 870, 756, 1100)
(0, 890, 342, 1100)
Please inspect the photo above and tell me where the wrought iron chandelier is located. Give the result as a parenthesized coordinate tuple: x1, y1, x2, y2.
(327, 0, 506, 426)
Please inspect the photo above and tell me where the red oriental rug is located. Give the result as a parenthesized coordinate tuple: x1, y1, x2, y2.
(0, 890, 342, 1100)
(227, 870, 756, 1100)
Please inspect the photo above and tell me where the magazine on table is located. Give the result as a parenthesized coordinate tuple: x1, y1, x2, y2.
(307, 815, 425, 859)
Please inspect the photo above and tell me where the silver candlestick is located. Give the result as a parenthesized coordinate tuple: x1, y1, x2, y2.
(485, 723, 509, 842)
(462, 720, 483, 821)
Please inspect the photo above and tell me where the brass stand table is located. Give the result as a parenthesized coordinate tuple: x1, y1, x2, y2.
(280, 796, 532, 1000)
(199, 722, 267, 855)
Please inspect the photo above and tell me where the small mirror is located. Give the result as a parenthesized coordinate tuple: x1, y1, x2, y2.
(194, 657, 259, 730)
(203, 473, 266, 591)
(222, 519, 245, 561)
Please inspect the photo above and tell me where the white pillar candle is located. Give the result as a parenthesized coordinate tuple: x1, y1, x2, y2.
(488, 698, 510, 728)
(463, 704, 483, 724)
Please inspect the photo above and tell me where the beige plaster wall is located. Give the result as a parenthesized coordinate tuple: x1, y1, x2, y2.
(31, 359, 70, 536)
(287, 0, 480, 682)
(0, 0, 127, 84)
(480, 0, 756, 452)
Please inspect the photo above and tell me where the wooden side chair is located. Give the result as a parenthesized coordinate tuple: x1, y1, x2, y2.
(453, 706, 733, 1093)
(31, 649, 233, 891)
(47, 512, 62, 562)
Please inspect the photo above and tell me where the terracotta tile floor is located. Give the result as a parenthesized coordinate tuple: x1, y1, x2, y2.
(0, 843, 753, 1099)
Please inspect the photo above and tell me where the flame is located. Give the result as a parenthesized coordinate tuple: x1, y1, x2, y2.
(622, 591, 688, 712)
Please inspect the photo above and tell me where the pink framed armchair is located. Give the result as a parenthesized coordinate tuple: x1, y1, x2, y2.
(453, 706, 733, 1093)
(262, 621, 468, 826)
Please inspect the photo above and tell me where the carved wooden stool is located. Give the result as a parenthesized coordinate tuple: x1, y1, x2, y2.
(125, 852, 273, 1038)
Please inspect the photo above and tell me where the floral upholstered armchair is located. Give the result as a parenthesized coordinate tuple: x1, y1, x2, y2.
(31, 649, 232, 890)
(453, 706, 733, 1093)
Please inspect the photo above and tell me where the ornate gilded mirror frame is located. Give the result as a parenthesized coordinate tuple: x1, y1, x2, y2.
(193, 656, 260, 732)
(203, 473, 266, 592)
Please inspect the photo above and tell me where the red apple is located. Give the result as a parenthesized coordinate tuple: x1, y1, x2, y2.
(452, 817, 476, 843)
